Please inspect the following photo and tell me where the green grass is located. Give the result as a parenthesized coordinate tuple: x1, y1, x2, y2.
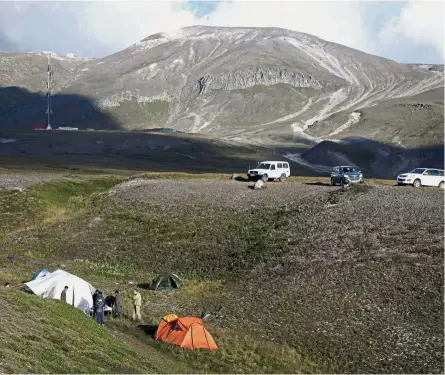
(0, 176, 124, 238)
(0, 286, 322, 374)
(160, 329, 322, 374)
(0, 289, 157, 374)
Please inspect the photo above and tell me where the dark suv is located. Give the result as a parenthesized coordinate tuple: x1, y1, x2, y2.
(331, 166, 364, 186)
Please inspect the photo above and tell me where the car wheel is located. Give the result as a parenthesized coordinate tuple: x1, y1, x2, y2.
(439, 181, 444, 189)
(413, 179, 421, 188)
(340, 178, 345, 186)
(261, 174, 268, 182)
(279, 174, 286, 182)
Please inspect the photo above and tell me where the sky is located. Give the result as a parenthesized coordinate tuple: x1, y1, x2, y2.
(0, 1, 443, 64)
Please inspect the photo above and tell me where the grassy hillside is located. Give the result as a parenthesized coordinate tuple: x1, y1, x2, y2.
(0, 172, 323, 373)
(0, 289, 158, 374)
(0, 169, 443, 373)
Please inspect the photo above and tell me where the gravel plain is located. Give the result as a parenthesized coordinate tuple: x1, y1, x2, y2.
(108, 179, 444, 373)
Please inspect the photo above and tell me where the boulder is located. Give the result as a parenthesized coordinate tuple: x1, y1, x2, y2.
(254, 180, 264, 190)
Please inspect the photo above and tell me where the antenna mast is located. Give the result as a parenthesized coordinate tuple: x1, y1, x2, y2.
(45, 54, 53, 129)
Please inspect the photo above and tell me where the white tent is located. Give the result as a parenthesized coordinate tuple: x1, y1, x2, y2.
(25, 269, 95, 314)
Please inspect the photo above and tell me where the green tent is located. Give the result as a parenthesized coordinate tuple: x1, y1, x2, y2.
(150, 273, 183, 291)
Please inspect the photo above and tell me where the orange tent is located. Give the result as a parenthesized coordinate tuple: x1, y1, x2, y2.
(155, 315, 218, 350)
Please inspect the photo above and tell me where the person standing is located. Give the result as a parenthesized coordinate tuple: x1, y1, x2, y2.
(92, 289, 99, 318)
(60, 286, 69, 303)
(113, 290, 123, 318)
(132, 289, 142, 322)
(95, 293, 105, 326)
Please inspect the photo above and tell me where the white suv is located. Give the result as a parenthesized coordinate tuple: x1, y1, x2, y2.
(397, 168, 445, 188)
(247, 161, 291, 182)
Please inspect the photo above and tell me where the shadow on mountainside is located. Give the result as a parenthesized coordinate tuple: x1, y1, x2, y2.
(299, 138, 444, 179)
(0, 128, 313, 175)
(0, 86, 121, 130)
(0, 87, 442, 178)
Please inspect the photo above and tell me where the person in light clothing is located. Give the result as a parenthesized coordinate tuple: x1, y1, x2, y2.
(132, 290, 142, 321)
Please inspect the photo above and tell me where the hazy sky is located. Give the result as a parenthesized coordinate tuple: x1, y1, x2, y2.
(0, 1, 443, 64)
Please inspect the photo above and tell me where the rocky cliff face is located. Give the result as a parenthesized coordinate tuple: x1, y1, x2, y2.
(195, 67, 323, 94)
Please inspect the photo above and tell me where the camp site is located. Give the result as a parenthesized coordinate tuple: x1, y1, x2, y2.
(0, 5, 444, 374)
(1, 170, 443, 373)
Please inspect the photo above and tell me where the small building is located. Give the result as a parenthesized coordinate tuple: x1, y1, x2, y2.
(32, 125, 52, 131)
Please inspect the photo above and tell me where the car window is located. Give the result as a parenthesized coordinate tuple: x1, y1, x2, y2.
(429, 170, 440, 176)
(258, 163, 271, 169)
(278, 163, 282, 168)
(284, 163, 289, 168)
(441, 171, 445, 177)
(271, 165, 276, 170)
(410, 168, 426, 174)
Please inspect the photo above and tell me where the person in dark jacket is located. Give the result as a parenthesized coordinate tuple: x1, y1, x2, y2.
(92, 289, 99, 318)
(60, 286, 68, 303)
(105, 295, 115, 308)
(113, 290, 123, 318)
(95, 293, 105, 326)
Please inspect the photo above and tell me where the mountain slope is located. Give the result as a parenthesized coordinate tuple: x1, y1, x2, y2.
(306, 87, 444, 147)
(1, 26, 443, 147)
(70, 26, 444, 142)
(1, 289, 160, 373)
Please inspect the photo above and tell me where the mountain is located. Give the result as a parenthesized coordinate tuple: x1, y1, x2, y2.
(0, 26, 443, 176)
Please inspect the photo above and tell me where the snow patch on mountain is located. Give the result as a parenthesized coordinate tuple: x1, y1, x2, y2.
(328, 112, 361, 137)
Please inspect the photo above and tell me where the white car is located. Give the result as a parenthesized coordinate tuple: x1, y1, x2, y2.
(247, 161, 291, 182)
(397, 168, 444, 188)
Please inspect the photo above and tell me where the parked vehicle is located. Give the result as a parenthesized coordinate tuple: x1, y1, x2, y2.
(396, 168, 444, 188)
(331, 166, 364, 186)
(247, 161, 290, 182)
